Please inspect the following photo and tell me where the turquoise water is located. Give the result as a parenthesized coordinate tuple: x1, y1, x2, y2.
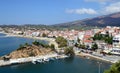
(0, 33, 111, 73)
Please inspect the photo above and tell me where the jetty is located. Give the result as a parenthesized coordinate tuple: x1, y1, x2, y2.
(0, 54, 68, 67)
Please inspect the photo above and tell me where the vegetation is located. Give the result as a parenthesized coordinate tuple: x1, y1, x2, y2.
(92, 32, 113, 44)
(17, 40, 55, 51)
(55, 36, 67, 48)
(74, 43, 86, 49)
(32, 40, 48, 48)
(64, 47, 75, 57)
(42, 33, 47, 37)
(17, 44, 27, 50)
(104, 61, 120, 73)
(77, 38, 81, 43)
(91, 43, 98, 50)
(25, 43, 30, 46)
(50, 44, 55, 51)
(32, 40, 40, 46)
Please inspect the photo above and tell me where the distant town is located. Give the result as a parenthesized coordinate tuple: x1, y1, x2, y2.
(0, 26, 120, 56)
(0, 25, 120, 73)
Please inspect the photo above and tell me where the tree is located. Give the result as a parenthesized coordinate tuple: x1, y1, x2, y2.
(42, 33, 47, 37)
(74, 43, 79, 47)
(64, 47, 75, 57)
(91, 43, 98, 50)
(55, 36, 67, 48)
(81, 44, 86, 49)
(50, 44, 55, 49)
(104, 61, 120, 73)
(92, 32, 113, 45)
(32, 40, 40, 46)
(24, 43, 29, 46)
(105, 36, 113, 44)
(50, 44, 55, 51)
(17, 44, 25, 50)
(77, 38, 80, 43)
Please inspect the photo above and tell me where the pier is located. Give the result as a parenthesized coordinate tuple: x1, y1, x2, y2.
(0, 54, 68, 67)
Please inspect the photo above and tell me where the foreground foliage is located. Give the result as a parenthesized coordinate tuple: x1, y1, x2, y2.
(104, 61, 120, 73)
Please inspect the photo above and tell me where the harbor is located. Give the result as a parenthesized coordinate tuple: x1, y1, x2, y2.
(0, 33, 111, 73)
(0, 54, 68, 67)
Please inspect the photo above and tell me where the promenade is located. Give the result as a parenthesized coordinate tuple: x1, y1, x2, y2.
(77, 52, 120, 63)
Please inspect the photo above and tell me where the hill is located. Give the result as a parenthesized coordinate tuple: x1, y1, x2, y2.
(54, 12, 120, 27)
(0, 43, 56, 59)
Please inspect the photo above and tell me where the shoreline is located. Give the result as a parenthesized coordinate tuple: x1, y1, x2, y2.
(0, 54, 68, 67)
(0, 32, 119, 64)
(77, 52, 119, 63)
(1, 32, 59, 49)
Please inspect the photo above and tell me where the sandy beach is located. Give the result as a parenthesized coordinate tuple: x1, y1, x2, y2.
(2, 32, 59, 49)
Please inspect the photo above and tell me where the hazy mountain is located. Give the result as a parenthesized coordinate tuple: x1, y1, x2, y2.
(54, 12, 120, 27)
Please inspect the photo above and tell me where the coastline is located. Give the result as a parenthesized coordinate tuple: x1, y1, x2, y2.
(0, 32, 63, 67)
(77, 52, 119, 63)
(0, 54, 68, 67)
(0, 32, 118, 65)
(1, 32, 59, 49)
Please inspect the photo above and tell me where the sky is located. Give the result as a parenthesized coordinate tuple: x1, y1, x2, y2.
(0, 0, 120, 25)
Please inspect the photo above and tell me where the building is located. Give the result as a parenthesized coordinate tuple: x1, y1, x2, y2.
(112, 34, 120, 55)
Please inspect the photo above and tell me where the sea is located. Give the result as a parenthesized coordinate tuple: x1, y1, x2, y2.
(0, 33, 111, 73)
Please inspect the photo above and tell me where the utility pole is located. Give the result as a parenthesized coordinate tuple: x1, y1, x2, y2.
(97, 62, 102, 73)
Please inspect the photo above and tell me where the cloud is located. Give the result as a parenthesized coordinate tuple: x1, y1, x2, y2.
(103, 2, 120, 14)
(66, 8, 97, 15)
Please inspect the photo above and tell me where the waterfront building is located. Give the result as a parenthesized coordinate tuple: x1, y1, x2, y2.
(112, 34, 120, 55)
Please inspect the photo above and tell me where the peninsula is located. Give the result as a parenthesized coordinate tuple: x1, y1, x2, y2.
(0, 41, 68, 66)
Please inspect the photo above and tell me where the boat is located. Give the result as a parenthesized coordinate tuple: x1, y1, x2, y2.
(49, 57, 55, 61)
(44, 58, 50, 62)
(32, 60, 36, 64)
(86, 57, 90, 59)
(36, 59, 43, 63)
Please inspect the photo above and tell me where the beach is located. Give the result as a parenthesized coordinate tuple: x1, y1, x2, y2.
(3, 32, 59, 49)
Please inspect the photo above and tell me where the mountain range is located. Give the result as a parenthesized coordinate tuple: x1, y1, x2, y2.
(54, 12, 120, 27)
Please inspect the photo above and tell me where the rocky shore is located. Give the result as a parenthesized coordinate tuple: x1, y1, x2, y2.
(0, 54, 68, 67)
(0, 42, 68, 67)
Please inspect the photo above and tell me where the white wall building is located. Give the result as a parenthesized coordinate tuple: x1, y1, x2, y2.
(112, 34, 120, 55)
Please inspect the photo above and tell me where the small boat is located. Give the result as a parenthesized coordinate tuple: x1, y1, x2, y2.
(44, 58, 50, 62)
(32, 61, 36, 64)
(86, 57, 90, 59)
(49, 57, 55, 61)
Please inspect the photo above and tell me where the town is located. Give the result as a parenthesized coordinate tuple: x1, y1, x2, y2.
(0, 26, 120, 57)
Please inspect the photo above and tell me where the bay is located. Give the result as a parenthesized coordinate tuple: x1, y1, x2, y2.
(0, 56, 111, 73)
(0, 33, 48, 56)
(0, 33, 111, 73)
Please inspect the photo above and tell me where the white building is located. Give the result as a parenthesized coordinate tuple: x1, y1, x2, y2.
(112, 34, 120, 55)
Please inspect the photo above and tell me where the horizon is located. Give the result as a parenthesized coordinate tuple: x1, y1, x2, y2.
(0, 0, 120, 25)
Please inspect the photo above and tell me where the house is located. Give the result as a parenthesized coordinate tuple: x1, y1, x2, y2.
(112, 34, 120, 55)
